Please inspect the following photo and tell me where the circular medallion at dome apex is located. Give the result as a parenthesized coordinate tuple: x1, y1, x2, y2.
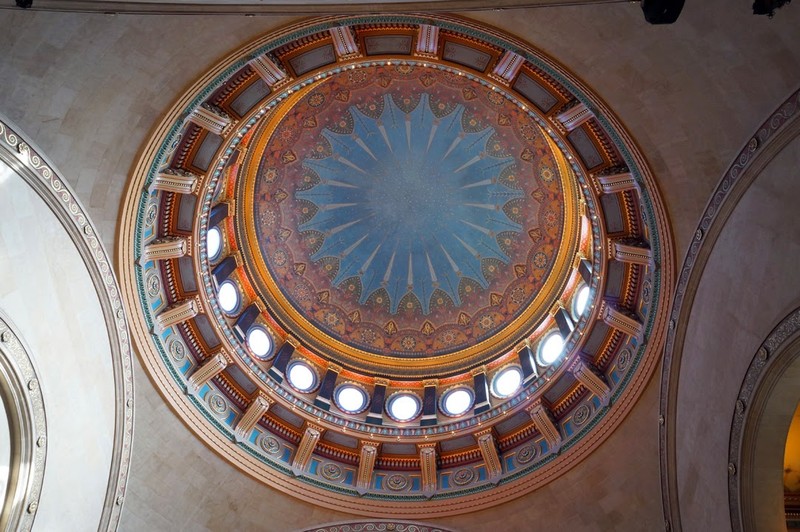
(243, 63, 574, 364)
(119, 13, 674, 518)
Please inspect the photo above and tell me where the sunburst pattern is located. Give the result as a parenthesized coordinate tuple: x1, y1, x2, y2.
(297, 93, 522, 315)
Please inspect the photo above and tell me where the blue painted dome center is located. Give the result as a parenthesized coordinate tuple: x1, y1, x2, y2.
(298, 93, 523, 315)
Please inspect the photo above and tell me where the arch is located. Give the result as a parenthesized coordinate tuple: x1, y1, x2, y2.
(659, 88, 800, 530)
(729, 308, 800, 531)
(0, 115, 134, 530)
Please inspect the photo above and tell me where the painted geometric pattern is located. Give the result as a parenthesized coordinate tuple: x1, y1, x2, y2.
(298, 93, 522, 315)
(252, 64, 565, 358)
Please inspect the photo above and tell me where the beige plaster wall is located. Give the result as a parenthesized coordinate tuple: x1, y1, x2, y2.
(674, 133, 800, 529)
(0, 161, 116, 530)
(0, 2, 797, 530)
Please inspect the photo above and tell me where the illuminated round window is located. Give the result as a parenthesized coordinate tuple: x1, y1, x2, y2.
(217, 280, 240, 314)
(386, 393, 421, 422)
(441, 387, 474, 417)
(247, 326, 273, 360)
(491, 366, 523, 398)
(539, 332, 565, 365)
(334, 384, 369, 414)
(573, 284, 590, 319)
(207, 226, 222, 261)
(287, 361, 317, 393)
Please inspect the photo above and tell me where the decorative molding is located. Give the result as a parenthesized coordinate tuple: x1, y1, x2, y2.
(303, 521, 454, 532)
(0, 114, 133, 531)
(118, 14, 674, 517)
(0, 312, 46, 531)
(659, 88, 800, 532)
(728, 307, 800, 532)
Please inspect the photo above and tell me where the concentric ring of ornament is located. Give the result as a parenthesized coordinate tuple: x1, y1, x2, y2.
(237, 60, 580, 377)
(120, 13, 673, 518)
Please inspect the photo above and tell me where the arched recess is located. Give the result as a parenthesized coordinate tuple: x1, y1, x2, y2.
(728, 307, 800, 531)
(659, 87, 800, 531)
(0, 311, 46, 531)
(0, 115, 134, 530)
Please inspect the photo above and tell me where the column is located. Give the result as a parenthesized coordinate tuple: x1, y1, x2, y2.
(415, 24, 439, 58)
(475, 428, 503, 484)
(599, 300, 643, 338)
(555, 101, 593, 131)
(609, 239, 653, 266)
(527, 398, 562, 454)
(356, 441, 379, 495)
(233, 391, 274, 443)
(291, 423, 325, 476)
(491, 50, 524, 84)
(249, 53, 288, 86)
(141, 236, 188, 263)
(151, 168, 199, 195)
(418, 443, 438, 498)
(188, 103, 232, 136)
(186, 350, 232, 396)
(568, 356, 611, 407)
(155, 297, 200, 330)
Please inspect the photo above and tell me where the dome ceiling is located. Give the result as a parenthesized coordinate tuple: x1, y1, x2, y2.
(242, 62, 578, 375)
(119, 14, 673, 517)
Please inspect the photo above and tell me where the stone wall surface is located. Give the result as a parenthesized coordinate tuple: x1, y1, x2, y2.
(0, 1, 797, 530)
(676, 134, 800, 529)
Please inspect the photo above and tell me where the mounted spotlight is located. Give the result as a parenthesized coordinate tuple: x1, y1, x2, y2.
(641, 0, 685, 24)
(16, 0, 33, 7)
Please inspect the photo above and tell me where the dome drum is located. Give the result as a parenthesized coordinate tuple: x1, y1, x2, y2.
(121, 14, 672, 516)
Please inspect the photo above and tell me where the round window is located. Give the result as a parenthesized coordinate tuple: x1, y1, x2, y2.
(441, 387, 474, 417)
(539, 332, 565, 365)
(491, 366, 523, 398)
(207, 226, 222, 261)
(573, 284, 590, 319)
(247, 326, 273, 360)
(386, 393, 421, 422)
(334, 384, 369, 414)
(217, 280, 240, 314)
(286, 361, 318, 393)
